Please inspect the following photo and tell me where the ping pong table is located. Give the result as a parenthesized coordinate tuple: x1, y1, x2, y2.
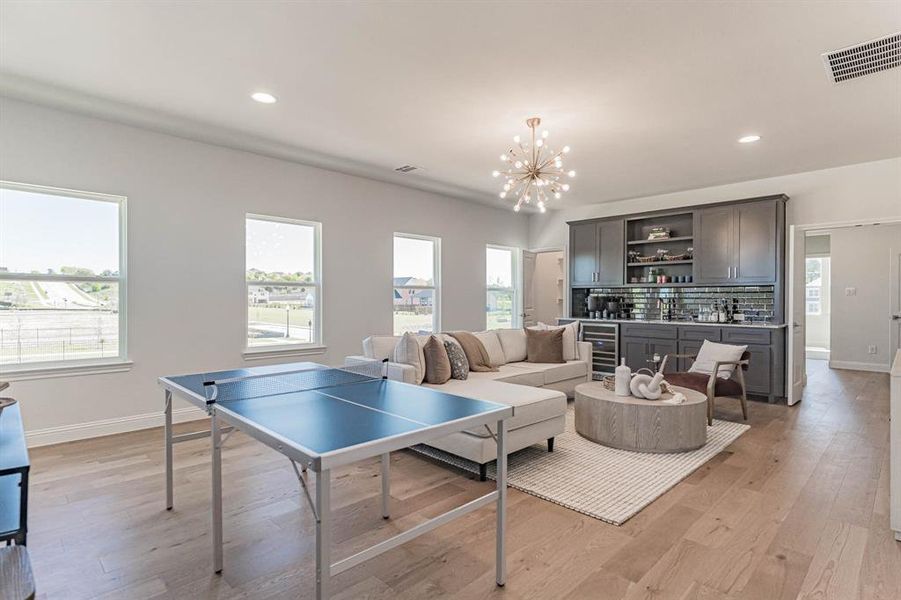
(159, 361, 512, 599)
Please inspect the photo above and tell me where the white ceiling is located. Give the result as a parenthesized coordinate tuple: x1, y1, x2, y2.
(1, 1, 899, 210)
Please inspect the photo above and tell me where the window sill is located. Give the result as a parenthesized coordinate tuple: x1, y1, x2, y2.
(243, 345, 328, 361)
(1, 360, 134, 382)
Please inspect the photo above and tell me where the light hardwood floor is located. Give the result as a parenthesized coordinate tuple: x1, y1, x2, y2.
(24, 361, 901, 599)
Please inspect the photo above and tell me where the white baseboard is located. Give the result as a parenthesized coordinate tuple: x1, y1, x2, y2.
(806, 349, 830, 361)
(25, 406, 207, 448)
(828, 360, 890, 374)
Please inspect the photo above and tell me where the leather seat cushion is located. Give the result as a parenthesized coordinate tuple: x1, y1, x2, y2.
(666, 372, 743, 397)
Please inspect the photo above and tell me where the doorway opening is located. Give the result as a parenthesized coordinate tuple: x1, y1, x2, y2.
(526, 249, 564, 327)
(805, 233, 830, 360)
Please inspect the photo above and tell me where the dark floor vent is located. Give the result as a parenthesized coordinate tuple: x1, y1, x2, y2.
(822, 32, 901, 83)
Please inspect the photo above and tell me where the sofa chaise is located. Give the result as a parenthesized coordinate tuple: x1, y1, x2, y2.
(346, 327, 591, 479)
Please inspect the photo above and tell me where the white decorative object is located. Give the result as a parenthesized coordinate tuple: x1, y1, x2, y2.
(614, 359, 631, 396)
(630, 372, 652, 398)
(638, 372, 666, 400)
(663, 392, 686, 405)
(492, 117, 574, 212)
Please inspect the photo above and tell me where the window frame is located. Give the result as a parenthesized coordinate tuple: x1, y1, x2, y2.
(0, 180, 129, 377)
(485, 244, 521, 330)
(244, 213, 323, 356)
(392, 232, 441, 335)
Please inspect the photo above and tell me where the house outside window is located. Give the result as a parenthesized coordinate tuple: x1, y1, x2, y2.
(486, 245, 520, 329)
(393, 233, 440, 334)
(805, 257, 828, 316)
(246, 215, 322, 351)
(0, 181, 127, 370)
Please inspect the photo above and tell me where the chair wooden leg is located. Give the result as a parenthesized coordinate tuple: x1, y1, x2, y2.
(737, 369, 749, 421)
(707, 392, 714, 426)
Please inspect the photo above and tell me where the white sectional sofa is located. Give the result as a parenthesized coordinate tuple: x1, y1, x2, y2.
(346, 328, 591, 480)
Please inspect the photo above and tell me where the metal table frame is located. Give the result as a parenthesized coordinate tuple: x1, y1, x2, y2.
(160, 374, 511, 599)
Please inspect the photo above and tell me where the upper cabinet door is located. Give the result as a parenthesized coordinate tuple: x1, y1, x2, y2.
(570, 221, 599, 286)
(734, 200, 777, 283)
(694, 206, 734, 283)
(597, 219, 625, 285)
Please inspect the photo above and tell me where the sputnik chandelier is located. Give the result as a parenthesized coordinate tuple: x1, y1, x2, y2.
(493, 117, 574, 212)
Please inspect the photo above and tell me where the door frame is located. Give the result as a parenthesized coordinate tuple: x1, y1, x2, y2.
(786, 215, 901, 406)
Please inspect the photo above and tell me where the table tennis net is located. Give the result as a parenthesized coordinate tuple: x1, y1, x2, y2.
(202, 361, 384, 404)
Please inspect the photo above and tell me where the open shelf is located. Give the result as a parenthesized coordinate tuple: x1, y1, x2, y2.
(627, 235, 693, 246)
(627, 259, 693, 267)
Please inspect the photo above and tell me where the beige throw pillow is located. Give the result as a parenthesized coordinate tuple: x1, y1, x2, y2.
(689, 340, 747, 379)
(448, 331, 498, 372)
(393, 332, 426, 384)
(525, 328, 565, 363)
(474, 331, 506, 367)
(495, 328, 527, 363)
(423, 335, 452, 384)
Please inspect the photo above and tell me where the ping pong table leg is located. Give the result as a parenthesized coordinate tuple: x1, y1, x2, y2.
(380, 453, 390, 519)
(211, 415, 224, 574)
(496, 418, 507, 587)
(315, 468, 331, 599)
(164, 390, 173, 510)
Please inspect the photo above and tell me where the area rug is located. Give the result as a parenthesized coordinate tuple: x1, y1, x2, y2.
(411, 405, 749, 525)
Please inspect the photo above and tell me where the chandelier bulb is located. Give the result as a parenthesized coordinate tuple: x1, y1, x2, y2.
(499, 191, 506, 199)
(536, 139, 544, 147)
(513, 204, 521, 212)
(562, 184, 570, 192)
(513, 135, 521, 143)
(542, 130, 549, 138)
(492, 170, 500, 178)
(514, 161, 523, 168)
(555, 192, 562, 199)
(568, 170, 576, 177)
(562, 146, 571, 153)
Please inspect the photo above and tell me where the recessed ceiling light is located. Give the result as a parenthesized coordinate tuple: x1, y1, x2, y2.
(738, 134, 761, 144)
(251, 92, 277, 104)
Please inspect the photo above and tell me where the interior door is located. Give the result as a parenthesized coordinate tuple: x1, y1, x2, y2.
(786, 226, 806, 405)
(891, 246, 901, 357)
(521, 250, 536, 327)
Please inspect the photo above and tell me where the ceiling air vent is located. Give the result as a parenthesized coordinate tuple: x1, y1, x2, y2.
(394, 165, 421, 173)
(822, 32, 901, 84)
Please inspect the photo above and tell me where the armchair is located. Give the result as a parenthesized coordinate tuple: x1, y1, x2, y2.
(664, 352, 750, 426)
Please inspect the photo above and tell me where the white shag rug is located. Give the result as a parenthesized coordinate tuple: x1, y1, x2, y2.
(412, 405, 749, 525)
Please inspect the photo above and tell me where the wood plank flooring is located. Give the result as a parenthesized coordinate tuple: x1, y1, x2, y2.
(23, 361, 901, 599)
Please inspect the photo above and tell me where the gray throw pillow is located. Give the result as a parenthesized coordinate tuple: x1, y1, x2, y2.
(444, 340, 469, 380)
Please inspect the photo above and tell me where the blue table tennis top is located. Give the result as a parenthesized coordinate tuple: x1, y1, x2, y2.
(161, 363, 508, 456)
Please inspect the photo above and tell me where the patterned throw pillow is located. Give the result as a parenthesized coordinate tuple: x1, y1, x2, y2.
(444, 340, 469, 380)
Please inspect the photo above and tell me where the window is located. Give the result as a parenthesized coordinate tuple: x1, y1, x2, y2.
(486, 245, 520, 329)
(393, 233, 440, 335)
(0, 181, 126, 369)
(246, 215, 321, 350)
(805, 257, 828, 316)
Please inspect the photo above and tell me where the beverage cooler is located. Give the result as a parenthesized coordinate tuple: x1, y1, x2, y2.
(558, 319, 619, 380)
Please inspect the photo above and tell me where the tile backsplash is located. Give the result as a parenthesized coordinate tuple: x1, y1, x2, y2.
(572, 285, 777, 323)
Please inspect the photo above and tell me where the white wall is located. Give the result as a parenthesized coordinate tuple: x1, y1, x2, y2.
(0, 97, 529, 443)
(828, 224, 901, 372)
(532, 251, 564, 325)
(529, 157, 901, 250)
